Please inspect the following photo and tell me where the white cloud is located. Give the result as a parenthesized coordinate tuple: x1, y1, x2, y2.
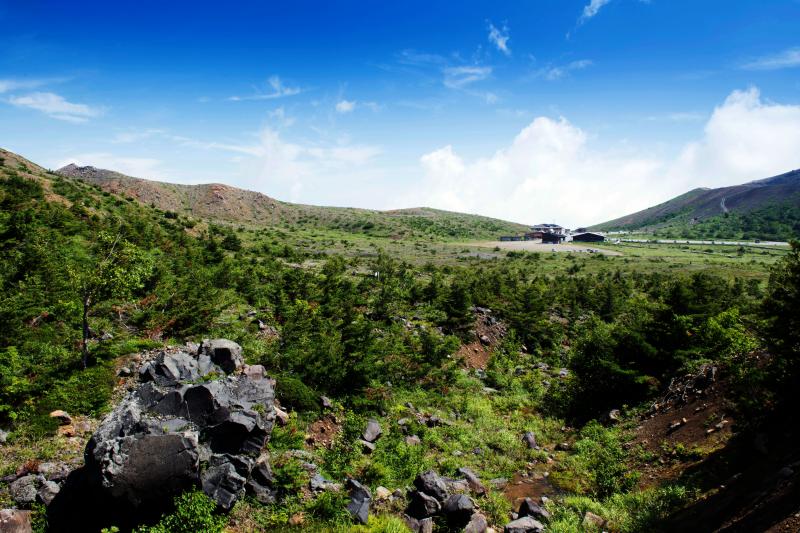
(0, 78, 52, 94)
(56, 153, 169, 179)
(229, 75, 301, 101)
(488, 22, 511, 56)
(7, 92, 103, 122)
(269, 106, 296, 127)
(407, 87, 800, 227)
(540, 59, 593, 81)
(579, 0, 612, 24)
(669, 87, 800, 189)
(741, 47, 800, 70)
(335, 99, 356, 113)
(443, 66, 492, 89)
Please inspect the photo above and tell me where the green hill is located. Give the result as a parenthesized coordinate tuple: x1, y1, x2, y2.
(591, 169, 800, 240)
(55, 159, 529, 240)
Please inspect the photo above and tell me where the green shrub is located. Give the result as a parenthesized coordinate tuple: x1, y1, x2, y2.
(276, 374, 321, 412)
(135, 489, 226, 533)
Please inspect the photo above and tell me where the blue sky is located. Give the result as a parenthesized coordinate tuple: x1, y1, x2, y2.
(2, 0, 800, 226)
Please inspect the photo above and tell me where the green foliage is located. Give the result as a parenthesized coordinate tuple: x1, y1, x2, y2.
(276, 374, 320, 412)
(135, 489, 226, 533)
(553, 421, 638, 498)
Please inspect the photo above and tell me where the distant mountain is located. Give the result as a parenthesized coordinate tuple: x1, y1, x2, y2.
(591, 169, 800, 241)
(31, 153, 526, 240)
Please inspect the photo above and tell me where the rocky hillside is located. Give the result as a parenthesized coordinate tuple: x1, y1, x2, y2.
(591, 169, 800, 240)
(53, 157, 529, 240)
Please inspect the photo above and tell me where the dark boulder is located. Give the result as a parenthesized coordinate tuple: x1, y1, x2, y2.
(518, 497, 550, 522)
(442, 494, 474, 528)
(407, 490, 441, 519)
(201, 455, 249, 510)
(346, 479, 372, 525)
(414, 470, 449, 502)
(199, 339, 243, 374)
(10, 475, 41, 505)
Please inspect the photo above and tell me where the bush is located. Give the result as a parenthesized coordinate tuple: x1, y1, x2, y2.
(135, 490, 226, 533)
(276, 374, 320, 412)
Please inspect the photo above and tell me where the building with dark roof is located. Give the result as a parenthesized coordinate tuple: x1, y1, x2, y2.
(572, 232, 605, 242)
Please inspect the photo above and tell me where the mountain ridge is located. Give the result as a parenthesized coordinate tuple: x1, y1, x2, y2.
(590, 168, 800, 240)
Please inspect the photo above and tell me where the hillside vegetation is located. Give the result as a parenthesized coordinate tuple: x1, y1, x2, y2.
(1, 148, 799, 532)
(56, 161, 529, 241)
(591, 169, 800, 241)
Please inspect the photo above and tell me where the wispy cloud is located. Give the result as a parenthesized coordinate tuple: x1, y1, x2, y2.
(396, 49, 448, 66)
(8, 91, 103, 122)
(269, 106, 296, 127)
(0, 78, 55, 94)
(487, 22, 511, 56)
(579, 0, 612, 25)
(741, 47, 800, 70)
(335, 99, 356, 113)
(443, 66, 492, 89)
(538, 59, 593, 81)
(229, 75, 302, 101)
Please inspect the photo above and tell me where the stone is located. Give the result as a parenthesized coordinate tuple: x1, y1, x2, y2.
(489, 478, 508, 490)
(37, 480, 60, 506)
(522, 431, 537, 449)
(407, 490, 441, 519)
(0, 429, 8, 443)
(457, 467, 486, 495)
(321, 395, 333, 409)
(402, 514, 420, 532)
(414, 470, 449, 502)
(405, 435, 421, 446)
(310, 473, 340, 493)
(375, 486, 391, 501)
(288, 512, 305, 526)
(442, 494, 474, 528)
(247, 461, 277, 504)
(346, 479, 372, 525)
(558, 368, 569, 378)
(418, 517, 433, 533)
(359, 439, 376, 453)
(363, 418, 382, 442)
(0, 509, 32, 533)
(10, 475, 40, 505)
(464, 512, 489, 533)
(117, 366, 132, 377)
(583, 511, 605, 528)
(37, 462, 71, 482)
(518, 498, 550, 522)
(243, 364, 266, 381)
(479, 335, 491, 345)
(556, 442, 570, 451)
(49, 410, 72, 426)
(198, 339, 243, 374)
(606, 409, 621, 424)
(503, 516, 545, 533)
(274, 406, 290, 426)
(201, 455, 247, 510)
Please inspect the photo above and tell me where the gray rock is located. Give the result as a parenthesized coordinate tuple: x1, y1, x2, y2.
(407, 490, 441, 519)
(405, 435, 421, 446)
(504, 516, 545, 533)
(0, 509, 32, 532)
(489, 477, 508, 490)
(83, 338, 276, 511)
(359, 439, 376, 453)
(522, 431, 537, 449)
(414, 470, 449, 502)
(464, 512, 489, 533)
(36, 480, 60, 506)
(321, 395, 333, 409)
(457, 467, 486, 495)
(419, 517, 433, 533)
(10, 475, 40, 505)
(583, 511, 605, 528)
(0, 429, 7, 444)
(518, 498, 550, 522)
(442, 494, 474, 527)
(363, 418, 382, 442)
(246, 461, 276, 504)
(346, 479, 372, 525)
(199, 339, 243, 374)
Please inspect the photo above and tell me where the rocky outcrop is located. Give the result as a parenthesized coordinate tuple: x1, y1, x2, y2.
(80, 340, 276, 513)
